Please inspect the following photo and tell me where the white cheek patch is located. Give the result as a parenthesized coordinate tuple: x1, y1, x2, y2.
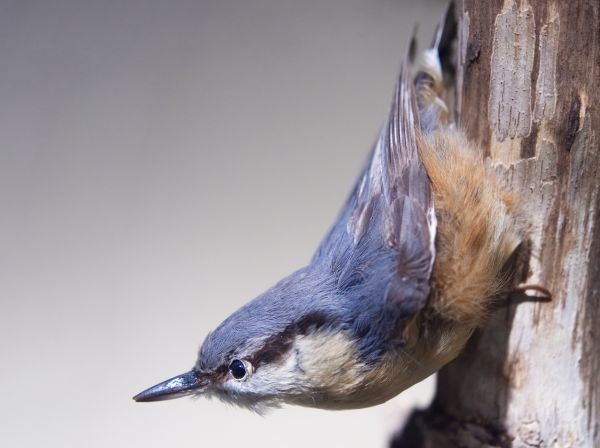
(293, 331, 365, 396)
(249, 349, 301, 395)
(220, 349, 300, 399)
(216, 331, 366, 409)
(234, 331, 363, 396)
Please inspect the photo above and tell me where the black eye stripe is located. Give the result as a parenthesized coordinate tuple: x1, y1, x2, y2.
(248, 312, 330, 368)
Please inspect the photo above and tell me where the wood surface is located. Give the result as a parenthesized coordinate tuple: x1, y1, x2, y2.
(392, 1, 599, 446)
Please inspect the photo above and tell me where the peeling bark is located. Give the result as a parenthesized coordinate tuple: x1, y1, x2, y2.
(392, 1, 599, 446)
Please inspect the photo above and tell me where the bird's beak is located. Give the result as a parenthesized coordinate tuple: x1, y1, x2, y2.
(133, 370, 205, 402)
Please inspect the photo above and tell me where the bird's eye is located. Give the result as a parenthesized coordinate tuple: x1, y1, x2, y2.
(228, 359, 247, 380)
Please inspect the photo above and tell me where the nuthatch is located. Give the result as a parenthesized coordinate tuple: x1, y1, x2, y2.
(134, 8, 536, 412)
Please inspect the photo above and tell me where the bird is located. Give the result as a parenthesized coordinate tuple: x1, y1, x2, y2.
(133, 7, 538, 413)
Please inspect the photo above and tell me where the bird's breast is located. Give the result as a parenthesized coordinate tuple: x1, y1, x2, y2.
(286, 321, 473, 410)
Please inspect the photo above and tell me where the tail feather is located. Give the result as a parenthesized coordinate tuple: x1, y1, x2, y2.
(413, 2, 457, 132)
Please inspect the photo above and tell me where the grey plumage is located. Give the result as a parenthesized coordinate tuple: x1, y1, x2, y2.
(134, 45, 440, 409)
(133, 4, 524, 412)
(197, 55, 435, 375)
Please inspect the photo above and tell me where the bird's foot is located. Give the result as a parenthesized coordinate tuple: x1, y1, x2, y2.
(507, 283, 552, 306)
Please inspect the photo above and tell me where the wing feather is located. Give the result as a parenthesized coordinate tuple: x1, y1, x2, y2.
(313, 49, 436, 327)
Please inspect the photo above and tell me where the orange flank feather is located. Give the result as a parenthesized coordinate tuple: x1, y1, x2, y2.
(418, 131, 525, 325)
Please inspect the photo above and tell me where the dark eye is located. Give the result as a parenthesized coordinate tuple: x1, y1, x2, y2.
(228, 359, 247, 379)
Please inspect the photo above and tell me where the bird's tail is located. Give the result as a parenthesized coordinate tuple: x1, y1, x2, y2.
(412, 2, 457, 133)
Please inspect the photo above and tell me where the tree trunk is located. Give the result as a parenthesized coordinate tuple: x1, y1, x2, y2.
(392, 1, 599, 446)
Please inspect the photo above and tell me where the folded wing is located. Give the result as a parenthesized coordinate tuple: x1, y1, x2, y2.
(313, 53, 437, 324)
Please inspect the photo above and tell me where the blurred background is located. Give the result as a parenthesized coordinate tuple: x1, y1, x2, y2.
(0, 1, 446, 446)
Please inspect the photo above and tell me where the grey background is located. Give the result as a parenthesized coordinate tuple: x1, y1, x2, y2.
(1, 1, 445, 446)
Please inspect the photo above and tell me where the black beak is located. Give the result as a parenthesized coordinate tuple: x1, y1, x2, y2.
(133, 370, 205, 402)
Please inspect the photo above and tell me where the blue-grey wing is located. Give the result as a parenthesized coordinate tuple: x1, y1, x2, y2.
(313, 55, 436, 321)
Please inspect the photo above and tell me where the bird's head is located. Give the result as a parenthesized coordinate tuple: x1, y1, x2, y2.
(133, 267, 380, 412)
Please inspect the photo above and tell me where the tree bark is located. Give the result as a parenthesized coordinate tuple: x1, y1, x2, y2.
(392, 1, 599, 446)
